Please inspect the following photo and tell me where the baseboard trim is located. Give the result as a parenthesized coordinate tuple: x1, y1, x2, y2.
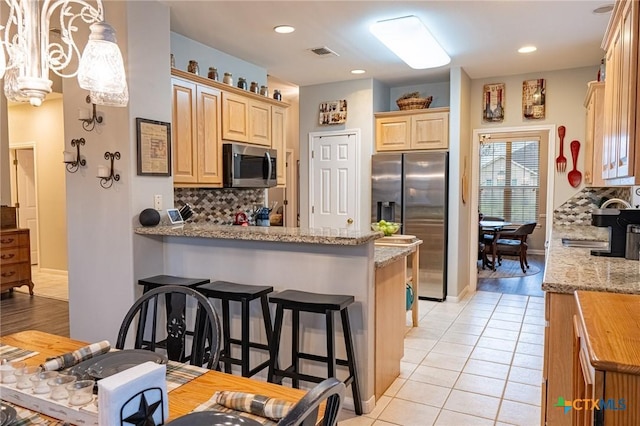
(343, 394, 376, 414)
(446, 285, 470, 303)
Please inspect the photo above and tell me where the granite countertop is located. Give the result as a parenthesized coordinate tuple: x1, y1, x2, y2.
(543, 225, 640, 295)
(374, 240, 421, 269)
(135, 224, 382, 246)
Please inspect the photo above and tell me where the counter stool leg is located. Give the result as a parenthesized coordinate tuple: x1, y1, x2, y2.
(326, 310, 336, 378)
(221, 299, 232, 373)
(341, 308, 362, 415)
(291, 309, 300, 388)
(260, 296, 278, 372)
(268, 305, 284, 384)
(241, 298, 250, 377)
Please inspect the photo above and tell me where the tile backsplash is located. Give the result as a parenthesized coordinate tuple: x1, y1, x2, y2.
(553, 187, 631, 225)
(174, 188, 265, 224)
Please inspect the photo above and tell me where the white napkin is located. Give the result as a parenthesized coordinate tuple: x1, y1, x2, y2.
(97, 361, 168, 426)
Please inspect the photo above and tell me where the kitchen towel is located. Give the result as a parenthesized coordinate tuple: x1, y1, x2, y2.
(41, 340, 111, 371)
(213, 391, 294, 421)
(98, 361, 168, 426)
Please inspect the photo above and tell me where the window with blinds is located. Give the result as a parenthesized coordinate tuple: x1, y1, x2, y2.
(479, 137, 540, 224)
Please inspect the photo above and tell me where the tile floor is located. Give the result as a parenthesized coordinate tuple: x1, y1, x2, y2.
(339, 291, 544, 425)
(14, 266, 69, 300)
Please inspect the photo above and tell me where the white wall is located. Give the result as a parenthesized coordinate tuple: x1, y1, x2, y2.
(171, 32, 267, 89)
(1, 89, 9, 205)
(298, 79, 374, 230)
(64, 1, 172, 342)
(448, 68, 473, 299)
(470, 66, 598, 208)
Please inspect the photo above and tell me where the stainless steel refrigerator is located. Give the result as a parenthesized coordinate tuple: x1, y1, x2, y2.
(371, 152, 448, 301)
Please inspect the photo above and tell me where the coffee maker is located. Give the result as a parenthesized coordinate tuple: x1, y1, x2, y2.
(591, 208, 640, 257)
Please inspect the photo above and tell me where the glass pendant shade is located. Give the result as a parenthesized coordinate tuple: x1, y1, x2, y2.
(90, 82, 129, 107)
(77, 22, 127, 95)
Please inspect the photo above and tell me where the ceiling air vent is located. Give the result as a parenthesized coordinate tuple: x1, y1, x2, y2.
(309, 46, 340, 57)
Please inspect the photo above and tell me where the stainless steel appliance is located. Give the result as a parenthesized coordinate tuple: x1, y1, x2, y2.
(371, 152, 448, 301)
(223, 143, 277, 188)
(591, 208, 640, 257)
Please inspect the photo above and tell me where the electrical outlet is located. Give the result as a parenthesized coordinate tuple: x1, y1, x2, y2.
(154, 195, 162, 210)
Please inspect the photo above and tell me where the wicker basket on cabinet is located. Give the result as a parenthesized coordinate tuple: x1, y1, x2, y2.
(396, 96, 433, 110)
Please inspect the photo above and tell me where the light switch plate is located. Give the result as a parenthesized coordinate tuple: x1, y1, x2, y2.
(154, 195, 162, 210)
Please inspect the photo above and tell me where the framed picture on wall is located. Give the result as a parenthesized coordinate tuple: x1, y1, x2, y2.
(523, 79, 546, 120)
(482, 83, 505, 122)
(319, 100, 347, 125)
(136, 117, 171, 176)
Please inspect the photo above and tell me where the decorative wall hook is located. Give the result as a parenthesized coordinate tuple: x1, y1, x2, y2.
(63, 138, 87, 173)
(79, 95, 103, 131)
(98, 151, 121, 188)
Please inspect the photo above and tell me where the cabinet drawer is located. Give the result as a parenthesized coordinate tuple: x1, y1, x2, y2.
(0, 263, 31, 285)
(0, 247, 29, 265)
(0, 231, 28, 249)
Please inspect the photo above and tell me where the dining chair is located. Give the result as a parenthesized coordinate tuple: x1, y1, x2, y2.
(494, 222, 537, 273)
(278, 377, 346, 426)
(116, 285, 222, 369)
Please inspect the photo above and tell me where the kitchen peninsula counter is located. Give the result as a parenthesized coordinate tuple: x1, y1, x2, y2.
(134, 224, 416, 413)
(542, 223, 640, 426)
(135, 223, 381, 245)
(543, 224, 640, 295)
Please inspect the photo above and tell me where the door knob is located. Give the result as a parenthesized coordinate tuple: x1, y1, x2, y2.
(347, 218, 353, 224)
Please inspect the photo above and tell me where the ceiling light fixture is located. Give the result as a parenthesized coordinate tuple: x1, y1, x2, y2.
(593, 4, 614, 14)
(274, 25, 295, 34)
(518, 46, 537, 54)
(351, 69, 366, 75)
(370, 15, 450, 69)
(0, 0, 128, 107)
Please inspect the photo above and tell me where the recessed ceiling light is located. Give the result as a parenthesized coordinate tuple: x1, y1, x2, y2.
(274, 25, 295, 34)
(518, 46, 537, 54)
(593, 4, 614, 14)
(351, 69, 366, 75)
(370, 15, 450, 69)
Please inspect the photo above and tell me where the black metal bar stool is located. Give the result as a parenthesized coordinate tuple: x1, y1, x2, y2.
(136, 275, 210, 362)
(196, 280, 274, 378)
(267, 289, 363, 415)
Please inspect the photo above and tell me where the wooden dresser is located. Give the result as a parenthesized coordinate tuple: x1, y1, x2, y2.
(0, 228, 34, 295)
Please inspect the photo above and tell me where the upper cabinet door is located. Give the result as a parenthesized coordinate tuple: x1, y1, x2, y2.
(248, 100, 271, 146)
(376, 116, 411, 151)
(172, 77, 198, 184)
(197, 86, 222, 185)
(222, 92, 249, 142)
(411, 112, 449, 150)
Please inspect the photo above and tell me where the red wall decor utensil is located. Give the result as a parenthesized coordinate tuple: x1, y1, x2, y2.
(556, 126, 567, 173)
(568, 140, 582, 188)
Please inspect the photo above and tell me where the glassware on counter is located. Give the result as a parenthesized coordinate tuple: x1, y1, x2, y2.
(223, 73, 233, 85)
(249, 81, 259, 93)
(260, 85, 268, 97)
(187, 60, 199, 75)
(237, 77, 247, 90)
(207, 67, 219, 81)
(273, 89, 282, 101)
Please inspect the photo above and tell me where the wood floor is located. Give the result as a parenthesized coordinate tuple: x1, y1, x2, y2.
(0, 291, 69, 337)
(477, 254, 545, 297)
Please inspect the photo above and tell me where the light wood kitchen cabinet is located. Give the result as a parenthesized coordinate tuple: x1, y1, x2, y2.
(375, 108, 449, 152)
(271, 105, 286, 186)
(583, 81, 605, 186)
(222, 93, 272, 146)
(601, 0, 639, 182)
(171, 76, 223, 186)
(573, 291, 640, 426)
(0, 228, 34, 295)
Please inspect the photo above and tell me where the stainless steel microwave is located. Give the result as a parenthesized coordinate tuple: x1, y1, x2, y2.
(223, 143, 277, 188)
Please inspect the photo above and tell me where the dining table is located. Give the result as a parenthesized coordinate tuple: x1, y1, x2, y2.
(0, 330, 318, 424)
(479, 220, 513, 270)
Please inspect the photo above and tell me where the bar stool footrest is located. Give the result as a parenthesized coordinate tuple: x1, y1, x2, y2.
(297, 352, 350, 367)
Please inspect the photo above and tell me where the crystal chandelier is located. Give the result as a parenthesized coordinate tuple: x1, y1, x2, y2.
(0, 0, 128, 107)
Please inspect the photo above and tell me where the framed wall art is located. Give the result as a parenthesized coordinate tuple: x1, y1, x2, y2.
(523, 78, 546, 120)
(319, 100, 347, 125)
(482, 83, 505, 122)
(136, 117, 171, 176)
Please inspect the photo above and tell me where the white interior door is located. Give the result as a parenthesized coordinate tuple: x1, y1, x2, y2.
(15, 148, 39, 264)
(309, 131, 359, 230)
